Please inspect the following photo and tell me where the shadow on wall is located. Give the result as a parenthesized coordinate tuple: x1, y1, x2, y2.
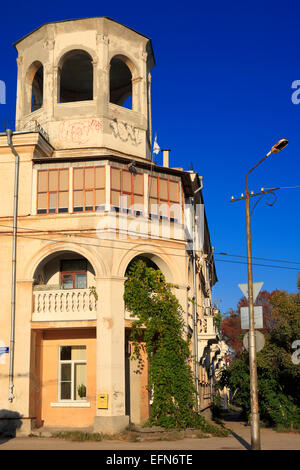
(0, 410, 22, 443)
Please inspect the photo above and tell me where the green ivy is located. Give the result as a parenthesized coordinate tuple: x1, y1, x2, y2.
(124, 260, 207, 429)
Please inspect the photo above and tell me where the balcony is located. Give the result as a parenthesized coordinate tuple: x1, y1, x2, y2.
(32, 288, 97, 322)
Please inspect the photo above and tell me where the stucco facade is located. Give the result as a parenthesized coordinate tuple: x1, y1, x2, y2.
(0, 17, 223, 435)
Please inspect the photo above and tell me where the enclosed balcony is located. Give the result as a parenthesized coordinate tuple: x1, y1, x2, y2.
(32, 251, 97, 322)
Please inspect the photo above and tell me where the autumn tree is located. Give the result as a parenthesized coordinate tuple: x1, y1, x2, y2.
(217, 276, 300, 429)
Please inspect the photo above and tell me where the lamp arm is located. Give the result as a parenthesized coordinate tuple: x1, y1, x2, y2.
(246, 151, 271, 192)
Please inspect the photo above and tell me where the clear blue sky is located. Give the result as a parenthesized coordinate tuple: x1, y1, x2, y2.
(1, 0, 299, 315)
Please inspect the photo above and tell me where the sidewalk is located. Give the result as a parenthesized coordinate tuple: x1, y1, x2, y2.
(0, 418, 299, 450)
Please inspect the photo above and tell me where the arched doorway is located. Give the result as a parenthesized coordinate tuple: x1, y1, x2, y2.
(124, 255, 161, 425)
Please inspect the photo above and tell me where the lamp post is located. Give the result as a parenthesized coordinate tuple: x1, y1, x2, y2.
(245, 138, 288, 450)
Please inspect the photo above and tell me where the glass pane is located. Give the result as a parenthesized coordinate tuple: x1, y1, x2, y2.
(75, 273, 87, 289)
(60, 346, 72, 360)
(85, 168, 94, 188)
(122, 170, 132, 193)
(149, 198, 158, 215)
(169, 181, 179, 202)
(73, 190, 83, 211)
(49, 170, 58, 191)
(38, 171, 48, 192)
(95, 167, 105, 188)
(59, 170, 69, 191)
(61, 381, 71, 400)
(37, 193, 47, 212)
(59, 191, 69, 211)
(111, 190, 121, 207)
(71, 346, 86, 361)
(159, 179, 168, 200)
(73, 168, 84, 190)
(133, 174, 143, 195)
(49, 193, 57, 212)
(85, 190, 93, 210)
(95, 189, 105, 207)
(111, 168, 121, 190)
(149, 177, 157, 198)
(62, 279, 73, 289)
(61, 363, 72, 381)
(74, 363, 86, 400)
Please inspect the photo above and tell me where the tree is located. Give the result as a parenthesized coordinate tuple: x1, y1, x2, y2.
(217, 276, 300, 429)
(220, 309, 243, 359)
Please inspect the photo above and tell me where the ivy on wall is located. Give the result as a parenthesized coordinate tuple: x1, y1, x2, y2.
(124, 259, 208, 429)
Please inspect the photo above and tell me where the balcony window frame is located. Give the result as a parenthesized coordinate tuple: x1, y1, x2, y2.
(72, 165, 106, 213)
(110, 166, 144, 216)
(37, 168, 69, 215)
(58, 345, 87, 402)
(60, 259, 87, 290)
(148, 175, 182, 223)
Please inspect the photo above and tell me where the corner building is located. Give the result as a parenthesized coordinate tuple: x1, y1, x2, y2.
(0, 17, 223, 435)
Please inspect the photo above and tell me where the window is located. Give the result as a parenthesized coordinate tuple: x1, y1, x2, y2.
(148, 176, 181, 222)
(109, 57, 132, 109)
(60, 259, 87, 289)
(58, 346, 87, 401)
(110, 167, 144, 215)
(31, 64, 43, 112)
(37, 169, 69, 214)
(59, 50, 93, 103)
(73, 166, 105, 212)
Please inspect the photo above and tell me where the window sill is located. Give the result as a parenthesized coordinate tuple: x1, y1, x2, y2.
(51, 401, 90, 408)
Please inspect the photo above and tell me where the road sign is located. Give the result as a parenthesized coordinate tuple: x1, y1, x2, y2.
(0, 346, 9, 355)
(240, 306, 263, 329)
(243, 331, 265, 352)
(238, 282, 264, 303)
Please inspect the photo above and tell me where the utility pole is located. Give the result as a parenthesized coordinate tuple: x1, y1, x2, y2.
(230, 138, 288, 450)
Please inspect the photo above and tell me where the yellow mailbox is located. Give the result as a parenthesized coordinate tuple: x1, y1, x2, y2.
(97, 393, 108, 409)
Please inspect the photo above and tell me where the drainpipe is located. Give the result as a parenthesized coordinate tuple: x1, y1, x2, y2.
(6, 129, 20, 403)
(191, 175, 203, 407)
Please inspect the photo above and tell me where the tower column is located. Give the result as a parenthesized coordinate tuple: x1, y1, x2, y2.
(94, 275, 129, 434)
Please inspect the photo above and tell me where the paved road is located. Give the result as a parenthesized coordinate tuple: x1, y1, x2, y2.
(0, 420, 299, 450)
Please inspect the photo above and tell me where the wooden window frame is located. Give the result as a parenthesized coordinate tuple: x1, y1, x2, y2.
(72, 166, 106, 213)
(58, 346, 87, 402)
(60, 259, 87, 289)
(37, 168, 69, 215)
(110, 167, 144, 216)
(148, 175, 181, 222)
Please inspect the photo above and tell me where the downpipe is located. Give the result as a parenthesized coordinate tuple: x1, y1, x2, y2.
(191, 176, 203, 407)
(6, 129, 20, 403)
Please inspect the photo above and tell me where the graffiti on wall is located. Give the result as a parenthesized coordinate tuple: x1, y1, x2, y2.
(58, 119, 102, 145)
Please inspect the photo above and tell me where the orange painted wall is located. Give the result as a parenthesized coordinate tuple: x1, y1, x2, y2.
(38, 328, 96, 428)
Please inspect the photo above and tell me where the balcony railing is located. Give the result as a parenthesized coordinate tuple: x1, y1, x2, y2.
(32, 288, 97, 322)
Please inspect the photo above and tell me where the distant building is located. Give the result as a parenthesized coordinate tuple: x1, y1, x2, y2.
(0, 17, 224, 435)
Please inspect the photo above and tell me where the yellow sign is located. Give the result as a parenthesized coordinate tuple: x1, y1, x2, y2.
(97, 393, 108, 409)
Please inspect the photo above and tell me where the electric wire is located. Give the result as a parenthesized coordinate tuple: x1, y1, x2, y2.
(0, 223, 299, 267)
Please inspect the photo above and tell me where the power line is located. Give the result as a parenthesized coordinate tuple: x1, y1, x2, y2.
(215, 252, 300, 266)
(0, 224, 299, 271)
(0, 228, 299, 273)
(214, 258, 300, 271)
(0, 222, 300, 266)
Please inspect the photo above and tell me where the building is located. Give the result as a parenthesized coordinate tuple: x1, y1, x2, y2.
(0, 17, 222, 435)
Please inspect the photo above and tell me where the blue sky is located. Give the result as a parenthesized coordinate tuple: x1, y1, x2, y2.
(0, 0, 299, 315)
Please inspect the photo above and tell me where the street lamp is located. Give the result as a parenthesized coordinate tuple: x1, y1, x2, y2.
(245, 138, 288, 450)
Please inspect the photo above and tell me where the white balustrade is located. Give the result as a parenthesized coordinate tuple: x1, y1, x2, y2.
(32, 288, 97, 322)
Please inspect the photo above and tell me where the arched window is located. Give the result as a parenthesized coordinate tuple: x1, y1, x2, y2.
(31, 64, 43, 112)
(59, 50, 93, 103)
(109, 56, 133, 109)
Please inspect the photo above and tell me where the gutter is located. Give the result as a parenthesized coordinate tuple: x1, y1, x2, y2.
(191, 175, 203, 406)
(6, 129, 20, 403)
